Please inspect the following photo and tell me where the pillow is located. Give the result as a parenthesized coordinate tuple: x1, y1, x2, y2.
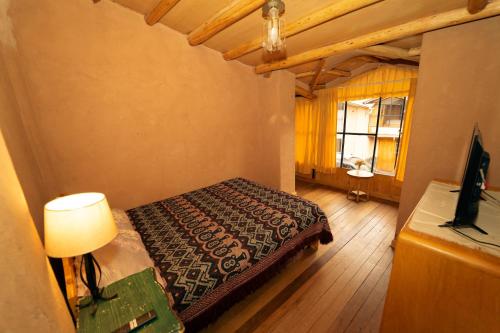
(75, 209, 166, 296)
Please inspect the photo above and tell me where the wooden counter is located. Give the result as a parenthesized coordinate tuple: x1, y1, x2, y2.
(380, 181, 500, 333)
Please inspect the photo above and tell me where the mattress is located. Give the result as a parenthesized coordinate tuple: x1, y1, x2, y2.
(126, 178, 333, 331)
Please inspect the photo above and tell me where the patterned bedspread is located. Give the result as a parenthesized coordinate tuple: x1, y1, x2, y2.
(126, 178, 333, 331)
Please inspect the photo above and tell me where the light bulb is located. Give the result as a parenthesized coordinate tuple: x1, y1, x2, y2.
(270, 24, 278, 44)
(262, 1, 285, 53)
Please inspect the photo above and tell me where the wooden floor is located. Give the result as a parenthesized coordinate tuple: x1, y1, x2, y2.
(201, 181, 397, 333)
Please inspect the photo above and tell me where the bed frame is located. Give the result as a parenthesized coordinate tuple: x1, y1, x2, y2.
(61, 238, 320, 320)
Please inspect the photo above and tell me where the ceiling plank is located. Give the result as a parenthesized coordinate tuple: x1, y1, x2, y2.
(145, 0, 182, 25)
(408, 47, 421, 56)
(296, 71, 316, 78)
(327, 69, 351, 77)
(296, 69, 350, 79)
(312, 84, 327, 91)
(331, 55, 380, 73)
(296, 85, 317, 99)
(255, 1, 500, 74)
(187, 0, 266, 46)
(318, 55, 418, 86)
(468, 0, 488, 14)
(341, 55, 381, 66)
(378, 58, 420, 67)
(300, 56, 375, 86)
(223, 0, 381, 60)
(362, 45, 419, 61)
(309, 59, 326, 92)
(322, 63, 414, 87)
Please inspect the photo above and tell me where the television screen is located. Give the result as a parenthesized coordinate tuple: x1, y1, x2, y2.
(440, 125, 490, 234)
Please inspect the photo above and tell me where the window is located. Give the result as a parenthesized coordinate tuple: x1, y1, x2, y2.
(336, 97, 407, 176)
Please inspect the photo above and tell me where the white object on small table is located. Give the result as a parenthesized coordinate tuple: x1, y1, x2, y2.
(347, 169, 374, 202)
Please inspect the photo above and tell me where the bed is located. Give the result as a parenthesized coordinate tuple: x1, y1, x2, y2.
(70, 178, 333, 332)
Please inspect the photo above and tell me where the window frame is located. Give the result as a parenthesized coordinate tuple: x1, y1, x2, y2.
(337, 96, 407, 174)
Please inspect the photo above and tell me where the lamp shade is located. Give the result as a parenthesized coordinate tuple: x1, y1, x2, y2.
(44, 193, 117, 258)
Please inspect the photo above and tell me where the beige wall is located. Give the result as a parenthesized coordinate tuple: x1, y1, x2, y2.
(0, 130, 74, 332)
(397, 17, 500, 233)
(0, 0, 55, 237)
(6, 0, 295, 212)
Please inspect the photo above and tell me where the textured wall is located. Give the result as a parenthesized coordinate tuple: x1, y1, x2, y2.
(397, 17, 500, 234)
(0, 0, 54, 237)
(7, 0, 295, 211)
(0, 130, 74, 332)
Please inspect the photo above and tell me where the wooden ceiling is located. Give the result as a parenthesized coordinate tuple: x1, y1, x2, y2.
(102, 0, 497, 95)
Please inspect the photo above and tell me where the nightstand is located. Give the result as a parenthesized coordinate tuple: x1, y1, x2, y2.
(77, 268, 184, 333)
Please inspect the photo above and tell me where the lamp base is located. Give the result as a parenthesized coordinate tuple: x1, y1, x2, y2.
(79, 253, 118, 315)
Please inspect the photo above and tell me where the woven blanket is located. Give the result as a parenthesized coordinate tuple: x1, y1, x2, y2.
(126, 178, 333, 331)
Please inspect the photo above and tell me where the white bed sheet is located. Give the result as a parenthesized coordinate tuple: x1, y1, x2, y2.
(75, 209, 166, 296)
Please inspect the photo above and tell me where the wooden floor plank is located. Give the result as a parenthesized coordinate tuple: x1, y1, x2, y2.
(309, 234, 394, 332)
(328, 247, 393, 332)
(266, 209, 396, 333)
(345, 263, 393, 333)
(202, 180, 396, 333)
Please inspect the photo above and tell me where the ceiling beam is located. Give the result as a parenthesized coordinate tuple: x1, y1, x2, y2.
(145, 0, 182, 25)
(362, 45, 419, 61)
(408, 46, 421, 57)
(296, 69, 350, 79)
(223, 0, 381, 60)
(255, 1, 500, 74)
(309, 59, 326, 92)
(468, 0, 489, 14)
(296, 85, 317, 99)
(187, 0, 266, 46)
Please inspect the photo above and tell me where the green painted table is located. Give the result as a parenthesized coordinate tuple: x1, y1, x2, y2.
(77, 268, 184, 333)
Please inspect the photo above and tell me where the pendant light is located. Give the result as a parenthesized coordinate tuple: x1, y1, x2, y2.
(262, 0, 285, 53)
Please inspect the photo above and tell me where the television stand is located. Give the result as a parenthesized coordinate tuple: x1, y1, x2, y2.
(438, 220, 488, 235)
(381, 181, 500, 333)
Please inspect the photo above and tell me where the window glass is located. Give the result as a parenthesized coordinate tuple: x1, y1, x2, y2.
(342, 135, 374, 171)
(367, 99, 380, 134)
(336, 134, 343, 167)
(336, 97, 407, 175)
(337, 102, 345, 132)
(374, 137, 399, 176)
(377, 97, 405, 134)
(345, 100, 371, 133)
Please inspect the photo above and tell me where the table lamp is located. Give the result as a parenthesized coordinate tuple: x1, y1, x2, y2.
(44, 192, 118, 312)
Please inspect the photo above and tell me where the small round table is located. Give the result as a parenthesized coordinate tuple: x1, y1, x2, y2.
(347, 169, 374, 202)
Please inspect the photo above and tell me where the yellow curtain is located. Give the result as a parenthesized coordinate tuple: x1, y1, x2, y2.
(296, 65, 418, 178)
(295, 98, 317, 174)
(295, 89, 337, 175)
(337, 66, 418, 101)
(395, 78, 417, 181)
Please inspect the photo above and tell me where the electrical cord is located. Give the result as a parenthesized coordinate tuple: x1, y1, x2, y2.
(79, 254, 103, 292)
(450, 226, 500, 249)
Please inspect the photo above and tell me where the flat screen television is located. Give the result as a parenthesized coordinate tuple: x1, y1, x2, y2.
(440, 125, 490, 234)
